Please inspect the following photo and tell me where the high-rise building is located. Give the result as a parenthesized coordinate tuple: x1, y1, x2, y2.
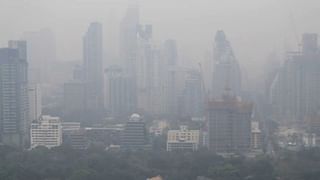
(30, 115, 62, 149)
(28, 84, 42, 122)
(163, 39, 178, 66)
(119, 6, 140, 111)
(22, 29, 56, 83)
(83, 22, 104, 120)
(105, 65, 135, 117)
(212, 31, 241, 99)
(167, 126, 200, 151)
(181, 70, 203, 118)
(120, 113, 148, 150)
(0, 41, 29, 148)
(119, 5, 140, 75)
(269, 33, 320, 124)
(208, 94, 253, 154)
(63, 81, 86, 116)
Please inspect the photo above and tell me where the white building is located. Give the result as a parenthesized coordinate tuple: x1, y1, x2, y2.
(167, 126, 200, 151)
(30, 115, 62, 149)
(251, 121, 262, 150)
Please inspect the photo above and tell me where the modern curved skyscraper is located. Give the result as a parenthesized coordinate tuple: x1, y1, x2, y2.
(212, 31, 241, 99)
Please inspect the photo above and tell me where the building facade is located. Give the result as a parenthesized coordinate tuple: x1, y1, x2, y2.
(105, 65, 136, 117)
(120, 114, 148, 150)
(0, 42, 29, 148)
(270, 33, 320, 124)
(83, 22, 104, 114)
(28, 84, 41, 122)
(208, 95, 253, 154)
(30, 115, 62, 149)
(167, 126, 200, 151)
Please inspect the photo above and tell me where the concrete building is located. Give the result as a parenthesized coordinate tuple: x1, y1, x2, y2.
(30, 115, 62, 149)
(167, 125, 200, 151)
(120, 114, 148, 150)
(0, 42, 29, 148)
(208, 94, 253, 154)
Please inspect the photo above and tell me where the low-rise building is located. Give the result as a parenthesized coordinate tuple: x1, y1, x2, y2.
(30, 115, 62, 149)
(167, 126, 200, 151)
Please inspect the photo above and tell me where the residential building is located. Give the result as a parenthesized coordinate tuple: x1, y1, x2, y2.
(30, 115, 62, 149)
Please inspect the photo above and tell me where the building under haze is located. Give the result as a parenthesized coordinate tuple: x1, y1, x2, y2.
(212, 31, 241, 99)
(22, 29, 56, 84)
(105, 65, 136, 117)
(0, 41, 29, 148)
(270, 33, 320, 124)
(118, 6, 140, 111)
(28, 84, 42, 122)
(180, 69, 204, 118)
(63, 81, 86, 117)
(83, 22, 104, 121)
(30, 115, 62, 149)
(208, 93, 253, 154)
(120, 113, 148, 150)
(167, 125, 200, 151)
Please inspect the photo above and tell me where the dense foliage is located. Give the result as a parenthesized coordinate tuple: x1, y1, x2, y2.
(0, 145, 320, 180)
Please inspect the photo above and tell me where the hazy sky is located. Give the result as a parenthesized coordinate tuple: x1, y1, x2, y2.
(1, 0, 320, 77)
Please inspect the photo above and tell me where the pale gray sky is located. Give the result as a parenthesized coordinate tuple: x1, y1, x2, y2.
(1, 0, 320, 77)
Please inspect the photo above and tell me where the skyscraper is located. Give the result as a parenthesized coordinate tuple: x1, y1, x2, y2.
(0, 41, 28, 147)
(22, 29, 56, 84)
(212, 31, 241, 99)
(119, 5, 140, 74)
(208, 94, 253, 154)
(83, 22, 104, 116)
(269, 33, 320, 124)
(119, 6, 140, 111)
(181, 70, 203, 118)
